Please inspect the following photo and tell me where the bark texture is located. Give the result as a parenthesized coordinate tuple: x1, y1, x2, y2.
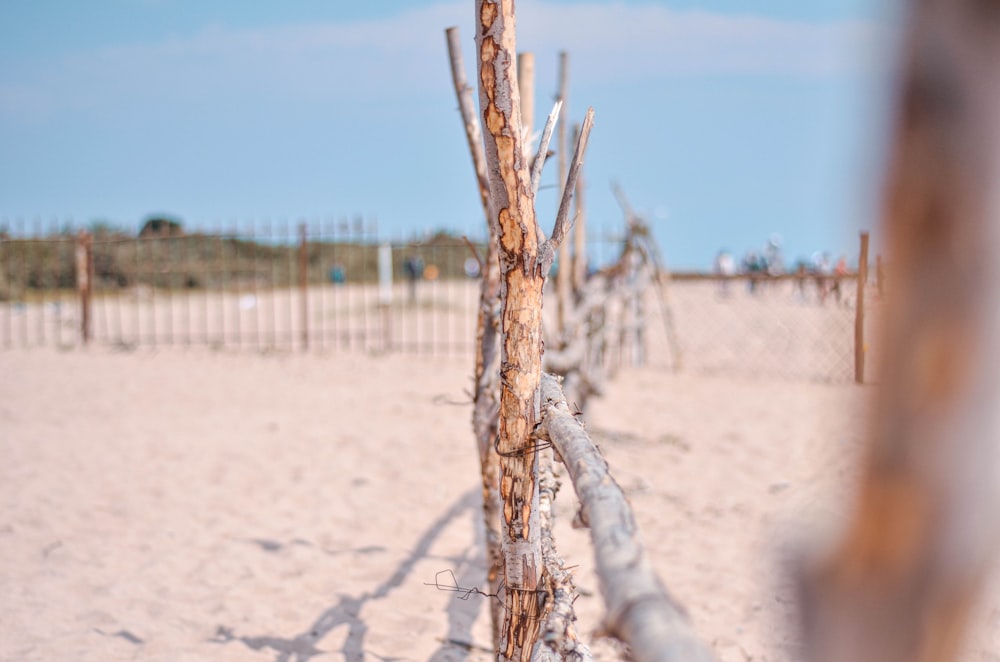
(445, 25, 504, 650)
(475, 2, 547, 659)
(798, 1, 1000, 660)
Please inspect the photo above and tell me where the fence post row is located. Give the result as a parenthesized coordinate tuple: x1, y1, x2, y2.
(75, 230, 93, 345)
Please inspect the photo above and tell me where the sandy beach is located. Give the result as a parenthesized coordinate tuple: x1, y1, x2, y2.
(2, 285, 997, 661)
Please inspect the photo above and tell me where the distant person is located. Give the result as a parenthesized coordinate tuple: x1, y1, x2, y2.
(764, 234, 785, 277)
(812, 252, 833, 303)
(328, 264, 346, 285)
(832, 255, 848, 304)
(794, 259, 809, 301)
(743, 250, 764, 294)
(714, 249, 736, 297)
(403, 255, 424, 302)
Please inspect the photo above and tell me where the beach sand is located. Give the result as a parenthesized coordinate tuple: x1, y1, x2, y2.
(1, 285, 997, 660)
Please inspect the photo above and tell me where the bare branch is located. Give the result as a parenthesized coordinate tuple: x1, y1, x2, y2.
(540, 107, 594, 273)
(539, 374, 717, 662)
(531, 100, 562, 202)
(530, 100, 562, 248)
(445, 27, 491, 219)
(445, 25, 504, 651)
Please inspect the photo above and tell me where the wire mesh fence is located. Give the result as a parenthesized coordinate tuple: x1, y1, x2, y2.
(0, 221, 882, 384)
(661, 274, 885, 383)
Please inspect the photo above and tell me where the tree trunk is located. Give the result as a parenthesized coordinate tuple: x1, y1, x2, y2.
(798, 1, 1000, 660)
(476, 2, 547, 659)
(445, 25, 504, 652)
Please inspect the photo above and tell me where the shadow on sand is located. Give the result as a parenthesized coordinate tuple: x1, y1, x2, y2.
(210, 488, 488, 661)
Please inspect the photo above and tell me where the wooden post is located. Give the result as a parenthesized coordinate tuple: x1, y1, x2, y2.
(377, 242, 393, 352)
(571, 123, 587, 297)
(298, 223, 309, 351)
(445, 25, 504, 651)
(75, 230, 92, 346)
(854, 231, 869, 384)
(555, 51, 572, 336)
(799, 0, 1000, 659)
(476, 2, 546, 658)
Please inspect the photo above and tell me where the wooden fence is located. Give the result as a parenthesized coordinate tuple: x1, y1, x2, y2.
(0, 223, 482, 355)
(0, 226, 882, 383)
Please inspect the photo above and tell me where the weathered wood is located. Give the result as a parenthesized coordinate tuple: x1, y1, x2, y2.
(798, 0, 1000, 660)
(853, 231, 869, 384)
(541, 108, 594, 275)
(445, 27, 491, 214)
(538, 374, 717, 662)
(530, 101, 561, 201)
(445, 25, 504, 650)
(298, 223, 309, 351)
(571, 123, 588, 298)
(475, 2, 547, 658)
(611, 183, 683, 371)
(533, 443, 593, 662)
(555, 51, 572, 336)
(75, 231, 93, 345)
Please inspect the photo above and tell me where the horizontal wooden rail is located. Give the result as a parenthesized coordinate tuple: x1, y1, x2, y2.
(538, 373, 717, 662)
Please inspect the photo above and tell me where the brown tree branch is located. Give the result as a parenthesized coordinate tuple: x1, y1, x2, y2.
(445, 27, 491, 220)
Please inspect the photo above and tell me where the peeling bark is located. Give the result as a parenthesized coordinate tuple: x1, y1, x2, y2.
(475, 2, 547, 659)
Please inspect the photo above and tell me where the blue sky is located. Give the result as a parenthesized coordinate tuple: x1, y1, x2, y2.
(0, 0, 898, 269)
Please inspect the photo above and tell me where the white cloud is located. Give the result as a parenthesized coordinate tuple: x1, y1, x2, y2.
(0, 1, 886, 119)
(516, 3, 885, 80)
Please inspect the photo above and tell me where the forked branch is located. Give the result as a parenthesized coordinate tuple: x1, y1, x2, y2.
(540, 107, 595, 273)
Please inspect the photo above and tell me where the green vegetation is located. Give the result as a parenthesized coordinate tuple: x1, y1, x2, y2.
(0, 227, 482, 300)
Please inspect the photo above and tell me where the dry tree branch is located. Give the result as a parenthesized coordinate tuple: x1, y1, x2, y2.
(445, 24, 504, 653)
(531, 100, 563, 202)
(530, 100, 562, 249)
(538, 374, 717, 662)
(445, 26, 491, 218)
(540, 107, 594, 274)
